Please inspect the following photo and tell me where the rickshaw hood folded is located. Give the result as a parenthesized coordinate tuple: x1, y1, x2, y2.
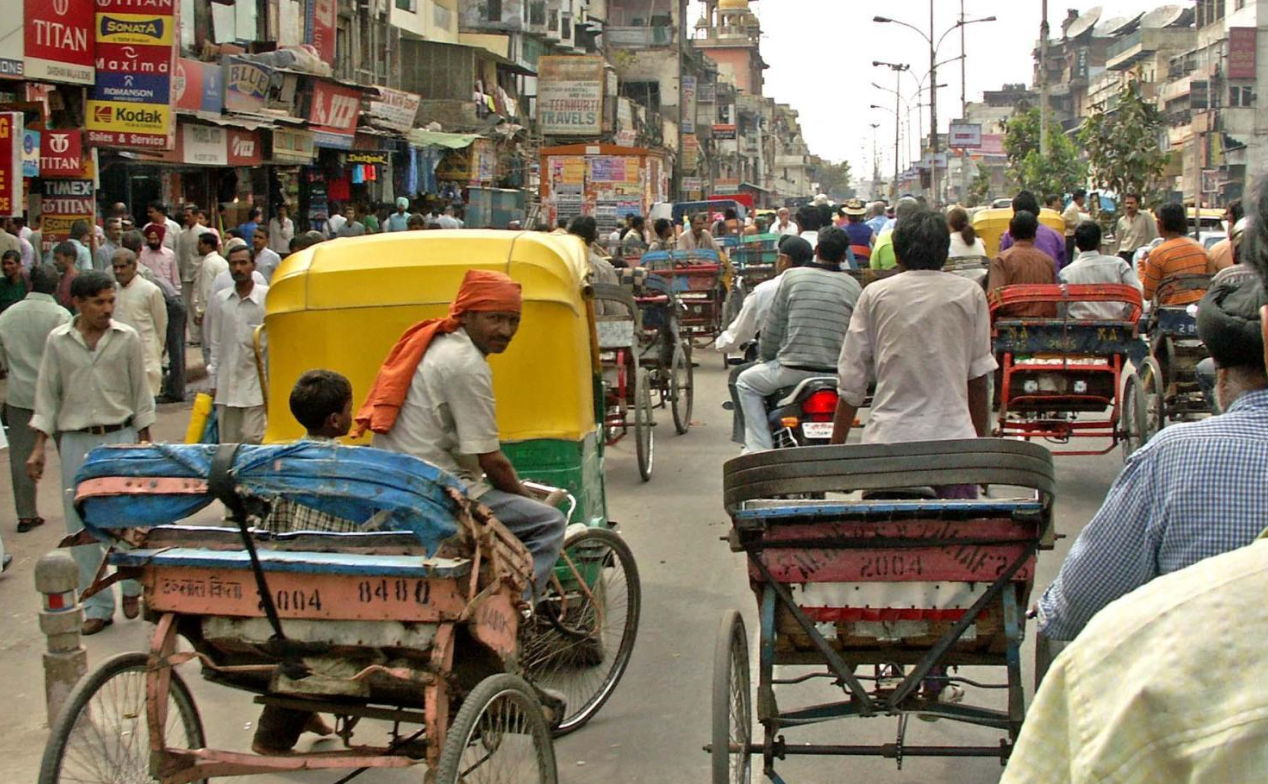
(354, 269, 522, 437)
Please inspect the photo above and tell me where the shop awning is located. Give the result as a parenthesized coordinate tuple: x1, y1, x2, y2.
(406, 129, 483, 149)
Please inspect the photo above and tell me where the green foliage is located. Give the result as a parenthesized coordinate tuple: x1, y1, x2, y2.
(1079, 80, 1170, 209)
(1003, 107, 1087, 197)
(816, 159, 852, 199)
(968, 170, 992, 206)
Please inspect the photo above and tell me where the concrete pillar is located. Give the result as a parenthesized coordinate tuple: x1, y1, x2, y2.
(34, 551, 87, 727)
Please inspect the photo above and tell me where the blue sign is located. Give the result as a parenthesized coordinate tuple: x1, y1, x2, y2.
(91, 72, 170, 104)
(22, 130, 39, 178)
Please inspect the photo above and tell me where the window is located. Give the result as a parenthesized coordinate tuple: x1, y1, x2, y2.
(1230, 84, 1254, 107)
(529, 1, 545, 26)
(395, 0, 415, 11)
(487, 0, 502, 22)
(561, 12, 571, 39)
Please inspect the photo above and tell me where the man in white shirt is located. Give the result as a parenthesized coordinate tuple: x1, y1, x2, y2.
(773, 208, 799, 236)
(251, 227, 283, 283)
(0, 264, 70, 533)
(111, 249, 168, 396)
(192, 233, 228, 366)
(205, 245, 268, 444)
(832, 208, 995, 479)
(1059, 220, 1143, 321)
(28, 271, 155, 634)
(267, 205, 295, 255)
(436, 205, 463, 230)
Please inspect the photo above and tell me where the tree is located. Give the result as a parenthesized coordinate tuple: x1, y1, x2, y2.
(1079, 80, 1170, 209)
(968, 170, 992, 206)
(815, 159, 852, 199)
(1003, 107, 1087, 198)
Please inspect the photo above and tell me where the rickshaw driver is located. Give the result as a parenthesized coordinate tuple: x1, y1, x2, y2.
(354, 269, 567, 592)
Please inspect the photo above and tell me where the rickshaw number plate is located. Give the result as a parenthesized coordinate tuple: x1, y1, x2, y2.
(145, 568, 463, 621)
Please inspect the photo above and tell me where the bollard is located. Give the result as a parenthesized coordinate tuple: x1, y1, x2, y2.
(34, 551, 87, 727)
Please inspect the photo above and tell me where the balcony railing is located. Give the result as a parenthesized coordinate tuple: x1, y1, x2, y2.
(605, 26, 675, 48)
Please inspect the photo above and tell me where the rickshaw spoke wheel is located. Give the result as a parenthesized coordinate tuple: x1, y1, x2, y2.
(711, 610, 752, 784)
(1121, 372, 1148, 461)
(635, 368, 655, 481)
(436, 674, 557, 784)
(671, 342, 694, 435)
(39, 652, 206, 784)
(522, 527, 641, 737)
(1139, 356, 1166, 437)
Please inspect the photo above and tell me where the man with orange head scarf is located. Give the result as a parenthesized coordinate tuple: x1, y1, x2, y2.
(355, 269, 566, 589)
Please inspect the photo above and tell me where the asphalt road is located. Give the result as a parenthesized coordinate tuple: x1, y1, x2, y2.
(0, 357, 1124, 783)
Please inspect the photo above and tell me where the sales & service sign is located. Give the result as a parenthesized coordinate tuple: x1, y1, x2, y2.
(86, 0, 177, 150)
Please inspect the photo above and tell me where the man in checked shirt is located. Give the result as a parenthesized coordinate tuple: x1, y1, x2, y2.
(1036, 269, 1268, 641)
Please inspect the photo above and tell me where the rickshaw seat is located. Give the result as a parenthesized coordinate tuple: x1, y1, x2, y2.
(110, 547, 472, 580)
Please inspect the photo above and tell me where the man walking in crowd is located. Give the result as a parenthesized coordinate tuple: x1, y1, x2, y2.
(357, 269, 566, 591)
(28, 271, 155, 635)
(1035, 270, 1267, 642)
(205, 245, 268, 444)
(999, 191, 1067, 268)
(5, 217, 35, 269)
(237, 206, 262, 244)
(52, 242, 79, 312)
(1062, 189, 1086, 264)
(0, 250, 29, 312)
(1209, 200, 1243, 271)
(840, 199, 874, 267)
(386, 198, 412, 232)
(192, 232, 228, 366)
(140, 223, 181, 291)
(177, 207, 205, 337)
(773, 207, 798, 236)
(268, 205, 295, 254)
(110, 249, 167, 397)
(437, 205, 463, 230)
(68, 220, 95, 271)
(337, 205, 367, 237)
(871, 197, 920, 269)
(988, 211, 1058, 317)
(147, 202, 182, 253)
(1115, 193, 1158, 264)
(866, 201, 889, 236)
(1142, 202, 1214, 306)
(0, 264, 69, 535)
(648, 219, 676, 251)
(735, 227, 861, 453)
(0, 215, 20, 262)
(96, 219, 124, 273)
(252, 227, 282, 283)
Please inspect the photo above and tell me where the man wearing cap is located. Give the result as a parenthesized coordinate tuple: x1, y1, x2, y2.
(356, 269, 566, 590)
(840, 199, 875, 267)
(1034, 271, 1268, 642)
(139, 223, 181, 291)
(386, 198, 412, 232)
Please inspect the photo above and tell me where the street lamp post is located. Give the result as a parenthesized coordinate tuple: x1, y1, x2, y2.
(875, 10, 995, 204)
(872, 61, 909, 199)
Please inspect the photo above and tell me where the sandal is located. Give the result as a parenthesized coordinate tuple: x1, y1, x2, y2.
(17, 517, 44, 533)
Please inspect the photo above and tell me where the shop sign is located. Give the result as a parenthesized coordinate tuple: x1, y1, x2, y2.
(22, 129, 39, 177)
(40, 129, 83, 177)
(368, 86, 421, 133)
(537, 56, 604, 136)
(227, 129, 262, 166)
(86, 0, 177, 150)
(305, 0, 336, 64)
(948, 122, 982, 149)
(712, 124, 736, 140)
(181, 123, 226, 166)
(1229, 28, 1257, 80)
(24, 0, 95, 85)
(347, 150, 389, 166)
(682, 134, 699, 170)
(713, 177, 740, 192)
(681, 177, 703, 191)
(174, 58, 223, 114)
(615, 130, 637, 147)
(224, 57, 271, 114)
(681, 76, 696, 135)
(40, 179, 95, 254)
(0, 113, 22, 217)
(272, 128, 315, 163)
(309, 81, 361, 148)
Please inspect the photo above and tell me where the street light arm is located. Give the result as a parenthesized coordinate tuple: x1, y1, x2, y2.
(934, 16, 996, 56)
(875, 15, 931, 44)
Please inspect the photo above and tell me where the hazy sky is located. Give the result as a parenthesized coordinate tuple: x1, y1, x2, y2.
(688, 0, 1165, 181)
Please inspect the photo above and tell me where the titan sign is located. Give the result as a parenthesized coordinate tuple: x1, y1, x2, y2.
(23, 0, 95, 85)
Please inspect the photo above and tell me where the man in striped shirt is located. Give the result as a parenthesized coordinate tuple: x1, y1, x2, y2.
(1141, 202, 1213, 306)
(735, 226, 862, 452)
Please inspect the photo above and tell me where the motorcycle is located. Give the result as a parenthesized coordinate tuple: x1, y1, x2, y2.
(724, 356, 841, 448)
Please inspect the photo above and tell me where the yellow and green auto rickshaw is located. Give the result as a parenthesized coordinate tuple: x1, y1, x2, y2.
(259, 229, 640, 734)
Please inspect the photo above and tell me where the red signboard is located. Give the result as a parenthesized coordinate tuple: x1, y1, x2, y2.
(227, 129, 262, 166)
(305, 0, 336, 64)
(0, 113, 22, 217)
(39, 129, 83, 178)
(1229, 27, 1257, 80)
(309, 81, 362, 136)
(23, 0, 95, 85)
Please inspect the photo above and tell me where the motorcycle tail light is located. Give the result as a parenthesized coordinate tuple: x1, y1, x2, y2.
(801, 390, 839, 421)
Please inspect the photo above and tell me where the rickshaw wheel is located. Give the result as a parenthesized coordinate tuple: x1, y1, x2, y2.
(711, 609, 752, 784)
(671, 342, 694, 435)
(635, 368, 654, 481)
(522, 527, 641, 737)
(1138, 356, 1166, 436)
(1120, 372, 1148, 461)
(39, 652, 206, 784)
(436, 673, 558, 784)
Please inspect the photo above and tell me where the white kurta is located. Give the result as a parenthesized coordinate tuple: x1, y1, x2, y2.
(113, 276, 168, 395)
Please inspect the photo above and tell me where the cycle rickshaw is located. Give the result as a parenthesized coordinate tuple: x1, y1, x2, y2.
(989, 284, 1148, 459)
(710, 440, 1056, 783)
(642, 248, 729, 349)
(1137, 273, 1214, 433)
(39, 232, 645, 783)
(593, 282, 657, 482)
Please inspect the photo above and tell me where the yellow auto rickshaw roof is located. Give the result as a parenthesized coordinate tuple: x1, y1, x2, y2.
(268, 230, 591, 315)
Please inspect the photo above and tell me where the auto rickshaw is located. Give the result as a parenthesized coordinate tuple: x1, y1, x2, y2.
(260, 230, 641, 734)
(972, 207, 1068, 256)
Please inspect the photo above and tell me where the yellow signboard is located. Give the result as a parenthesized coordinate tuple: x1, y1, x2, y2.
(86, 101, 171, 136)
(96, 13, 174, 45)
